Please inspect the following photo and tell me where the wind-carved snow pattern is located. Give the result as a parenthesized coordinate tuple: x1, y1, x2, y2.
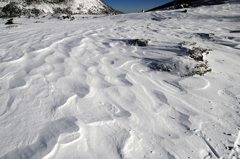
(0, 0, 240, 159)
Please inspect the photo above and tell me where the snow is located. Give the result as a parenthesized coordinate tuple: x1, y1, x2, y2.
(0, 1, 240, 158)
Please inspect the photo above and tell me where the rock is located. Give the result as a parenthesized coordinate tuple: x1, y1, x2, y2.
(5, 18, 14, 25)
(62, 15, 70, 19)
(34, 21, 44, 23)
(174, 0, 192, 9)
(130, 39, 150, 46)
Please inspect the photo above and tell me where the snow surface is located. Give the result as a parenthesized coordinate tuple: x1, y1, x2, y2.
(0, 1, 240, 158)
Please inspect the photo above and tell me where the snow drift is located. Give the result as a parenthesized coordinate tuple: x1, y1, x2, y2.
(0, 0, 240, 158)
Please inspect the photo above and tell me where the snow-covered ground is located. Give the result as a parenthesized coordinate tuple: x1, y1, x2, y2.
(0, 1, 240, 158)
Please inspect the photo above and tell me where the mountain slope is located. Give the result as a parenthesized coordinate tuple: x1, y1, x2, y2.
(147, 0, 229, 11)
(0, 0, 123, 15)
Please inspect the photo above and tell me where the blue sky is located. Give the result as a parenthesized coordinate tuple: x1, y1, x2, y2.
(102, 0, 171, 13)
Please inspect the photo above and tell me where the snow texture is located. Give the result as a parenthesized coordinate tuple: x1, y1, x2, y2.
(0, 0, 240, 158)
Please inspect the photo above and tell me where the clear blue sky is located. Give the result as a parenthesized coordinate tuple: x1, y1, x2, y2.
(102, 0, 171, 13)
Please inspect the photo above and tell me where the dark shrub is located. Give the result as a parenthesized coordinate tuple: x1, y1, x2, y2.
(53, 7, 72, 14)
(26, 0, 32, 5)
(2, 2, 22, 17)
(31, 8, 41, 15)
(0, 7, 3, 17)
(64, 7, 72, 14)
(53, 7, 63, 14)
(21, 8, 31, 15)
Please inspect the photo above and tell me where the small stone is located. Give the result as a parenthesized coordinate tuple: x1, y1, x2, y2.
(5, 18, 14, 25)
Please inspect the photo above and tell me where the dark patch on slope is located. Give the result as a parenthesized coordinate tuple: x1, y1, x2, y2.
(146, 0, 229, 12)
(101, 0, 123, 14)
(147, 1, 175, 12)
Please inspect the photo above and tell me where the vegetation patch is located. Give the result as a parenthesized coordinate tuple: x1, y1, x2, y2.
(152, 16, 171, 22)
(31, 8, 41, 16)
(195, 33, 215, 41)
(144, 40, 213, 77)
(0, 2, 44, 18)
(146, 56, 212, 77)
(183, 61, 212, 77)
(187, 47, 212, 61)
(1, 2, 21, 18)
(34, 21, 44, 23)
(179, 41, 187, 45)
(129, 39, 151, 47)
(182, 42, 213, 76)
(226, 36, 235, 40)
(53, 7, 72, 15)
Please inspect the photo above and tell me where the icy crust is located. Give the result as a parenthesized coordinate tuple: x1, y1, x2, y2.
(0, 1, 240, 159)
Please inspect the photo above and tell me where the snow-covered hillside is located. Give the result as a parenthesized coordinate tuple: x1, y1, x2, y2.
(147, 0, 230, 11)
(0, 0, 240, 158)
(0, 0, 122, 15)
